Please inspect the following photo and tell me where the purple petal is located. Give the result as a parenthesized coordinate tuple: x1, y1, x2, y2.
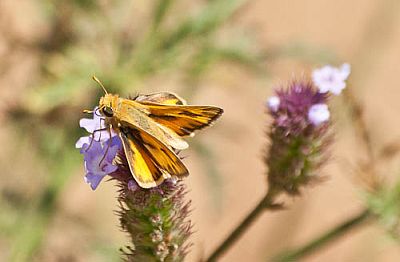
(81, 140, 103, 163)
(105, 144, 120, 163)
(308, 104, 330, 126)
(312, 63, 351, 95)
(329, 81, 346, 95)
(102, 163, 118, 174)
(84, 172, 106, 190)
(339, 63, 351, 80)
(110, 135, 122, 147)
(80, 143, 89, 154)
(267, 96, 280, 112)
(80, 118, 98, 133)
(75, 136, 91, 148)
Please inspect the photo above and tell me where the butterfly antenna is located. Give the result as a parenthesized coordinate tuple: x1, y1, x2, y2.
(92, 75, 108, 94)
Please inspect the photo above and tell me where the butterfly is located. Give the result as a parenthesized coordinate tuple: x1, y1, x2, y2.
(88, 77, 223, 188)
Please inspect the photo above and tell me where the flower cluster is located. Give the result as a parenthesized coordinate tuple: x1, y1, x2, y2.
(265, 64, 350, 196)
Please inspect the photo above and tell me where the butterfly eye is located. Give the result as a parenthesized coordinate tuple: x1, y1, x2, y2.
(102, 106, 114, 117)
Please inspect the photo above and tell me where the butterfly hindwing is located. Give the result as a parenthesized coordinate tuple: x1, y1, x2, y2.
(119, 123, 189, 188)
(135, 92, 187, 105)
(119, 130, 163, 188)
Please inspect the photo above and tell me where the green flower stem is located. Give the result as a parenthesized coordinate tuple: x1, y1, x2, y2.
(272, 209, 372, 262)
(206, 189, 278, 262)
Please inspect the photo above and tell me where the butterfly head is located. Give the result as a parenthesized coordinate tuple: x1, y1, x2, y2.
(99, 93, 119, 117)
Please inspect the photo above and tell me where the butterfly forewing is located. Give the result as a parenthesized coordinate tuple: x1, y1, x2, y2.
(137, 103, 223, 137)
(119, 99, 189, 150)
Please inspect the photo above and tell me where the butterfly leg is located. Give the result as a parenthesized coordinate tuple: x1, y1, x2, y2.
(84, 127, 108, 152)
(98, 126, 114, 166)
(86, 116, 109, 151)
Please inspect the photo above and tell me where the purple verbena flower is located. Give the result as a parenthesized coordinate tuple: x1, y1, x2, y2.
(81, 137, 121, 190)
(267, 96, 280, 112)
(312, 63, 351, 95)
(265, 80, 332, 195)
(272, 81, 328, 134)
(75, 107, 117, 149)
(76, 107, 122, 190)
(308, 104, 330, 126)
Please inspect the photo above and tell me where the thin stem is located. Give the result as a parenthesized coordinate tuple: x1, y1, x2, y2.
(343, 89, 374, 163)
(152, 0, 174, 31)
(206, 190, 277, 261)
(272, 209, 372, 262)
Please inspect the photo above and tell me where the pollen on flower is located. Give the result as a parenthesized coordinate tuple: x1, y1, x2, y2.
(308, 104, 330, 126)
(312, 63, 351, 95)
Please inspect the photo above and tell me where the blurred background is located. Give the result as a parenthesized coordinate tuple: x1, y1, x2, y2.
(1, 0, 400, 261)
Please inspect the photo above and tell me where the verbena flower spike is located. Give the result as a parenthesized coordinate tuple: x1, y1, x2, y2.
(76, 108, 192, 261)
(266, 80, 332, 196)
(265, 63, 350, 195)
(207, 64, 351, 261)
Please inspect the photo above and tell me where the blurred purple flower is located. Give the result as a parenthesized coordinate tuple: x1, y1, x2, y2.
(308, 104, 330, 126)
(265, 80, 331, 195)
(267, 96, 280, 112)
(312, 63, 351, 95)
(272, 81, 328, 132)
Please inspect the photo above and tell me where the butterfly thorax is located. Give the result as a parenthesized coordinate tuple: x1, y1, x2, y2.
(99, 94, 150, 129)
(99, 93, 120, 111)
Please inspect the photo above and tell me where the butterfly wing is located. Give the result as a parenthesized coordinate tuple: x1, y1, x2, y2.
(119, 99, 189, 150)
(119, 124, 189, 188)
(135, 92, 187, 105)
(137, 102, 223, 137)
